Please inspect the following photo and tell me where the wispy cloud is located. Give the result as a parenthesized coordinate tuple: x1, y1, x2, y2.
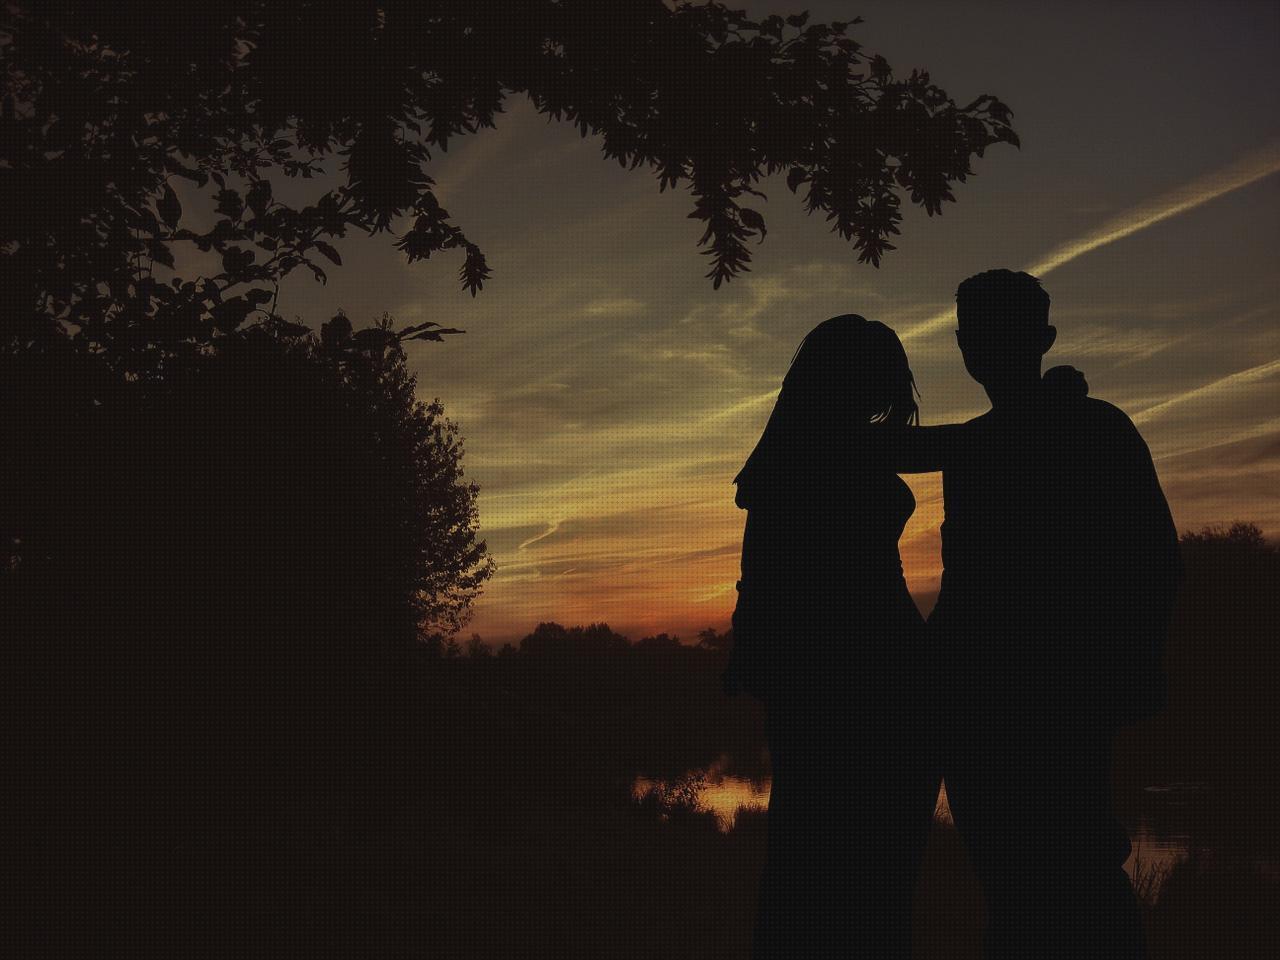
(900, 139, 1280, 342)
(583, 297, 647, 317)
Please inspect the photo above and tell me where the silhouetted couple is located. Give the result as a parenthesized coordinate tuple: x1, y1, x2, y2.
(726, 270, 1182, 959)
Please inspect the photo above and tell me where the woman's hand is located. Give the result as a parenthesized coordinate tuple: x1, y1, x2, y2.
(1043, 364, 1089, 400)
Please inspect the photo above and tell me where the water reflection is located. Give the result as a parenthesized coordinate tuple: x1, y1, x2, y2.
(632, 769, 1193, 893)
(633, 772, 770, 830)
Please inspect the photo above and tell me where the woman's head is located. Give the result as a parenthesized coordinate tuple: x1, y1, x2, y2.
(732, 315, 918, 503)
(779, 314, 918, 428)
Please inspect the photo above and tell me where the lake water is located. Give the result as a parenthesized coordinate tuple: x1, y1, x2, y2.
(632, 768, 1195, 893)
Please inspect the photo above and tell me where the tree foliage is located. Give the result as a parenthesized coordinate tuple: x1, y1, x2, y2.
(4, 312, 494, 649)
(1, 6, 1021, 942)
(2, 0, 1020, 369)
(3, 313, 494, 944)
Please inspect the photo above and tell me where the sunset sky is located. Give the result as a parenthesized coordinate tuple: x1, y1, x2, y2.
(266, 0, 1280, 644)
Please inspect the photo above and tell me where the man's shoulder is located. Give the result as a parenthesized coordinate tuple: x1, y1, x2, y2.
(1072, 396, 1144, 437)
(1053, 397, 1154, 470)
(1078, 395, 1133, 419)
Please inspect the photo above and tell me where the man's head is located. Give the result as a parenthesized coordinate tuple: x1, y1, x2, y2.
(954, 269, 1057, 401)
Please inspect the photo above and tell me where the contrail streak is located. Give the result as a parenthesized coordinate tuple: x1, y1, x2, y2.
(1133, 356, 1280, 426)
(1151, 415, 1280, 463)
(900, 139, 1280, 342)
(518, 519, 563, 550)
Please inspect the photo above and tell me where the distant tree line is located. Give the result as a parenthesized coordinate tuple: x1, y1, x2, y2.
(434, 523, 1279, 831)
(1117, 522, 1280, 848)
(429, 620, 734, 660)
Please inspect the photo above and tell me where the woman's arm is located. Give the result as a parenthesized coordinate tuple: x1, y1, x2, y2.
(853, 365, 1087, 473)
(855, 423, 967, 473)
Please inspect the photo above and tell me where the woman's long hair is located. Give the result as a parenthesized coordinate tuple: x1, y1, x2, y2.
(733, 315, 918, 506)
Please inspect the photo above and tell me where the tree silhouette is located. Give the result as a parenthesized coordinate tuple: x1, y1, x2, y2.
(2, 2, 1024, 948)
(1122, 523, 1280, 838)
(2, 313, 493, 949)
(3, 312, 493, 646)
(3, 0, 1020, 369)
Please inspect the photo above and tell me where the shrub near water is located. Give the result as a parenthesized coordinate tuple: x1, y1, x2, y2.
(4, 316, 493, 947)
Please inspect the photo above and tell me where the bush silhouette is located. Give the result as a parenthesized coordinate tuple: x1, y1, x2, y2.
(1117, 522, 1280, 853)
(3, 315, 492, 946)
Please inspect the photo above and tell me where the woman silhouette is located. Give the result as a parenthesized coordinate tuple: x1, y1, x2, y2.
(727, 315, 937, 959)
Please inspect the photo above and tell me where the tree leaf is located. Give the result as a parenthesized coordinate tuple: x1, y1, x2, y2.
(158, 184, 181, 228)
(739, 207, 767, 241)
(247, 180, 273, 218)
(146, 238, 175, 268)
(352, 327, 395, 352)
(314, 241, 342, 265)
(211, 298, 252, 333)
(321, 312, 353, 349)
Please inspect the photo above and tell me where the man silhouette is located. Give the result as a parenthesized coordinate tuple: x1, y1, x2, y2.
(928, 270, 1182, 959)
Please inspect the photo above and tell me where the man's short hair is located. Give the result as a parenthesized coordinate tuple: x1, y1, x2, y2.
(956, 269, 1051, 330)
